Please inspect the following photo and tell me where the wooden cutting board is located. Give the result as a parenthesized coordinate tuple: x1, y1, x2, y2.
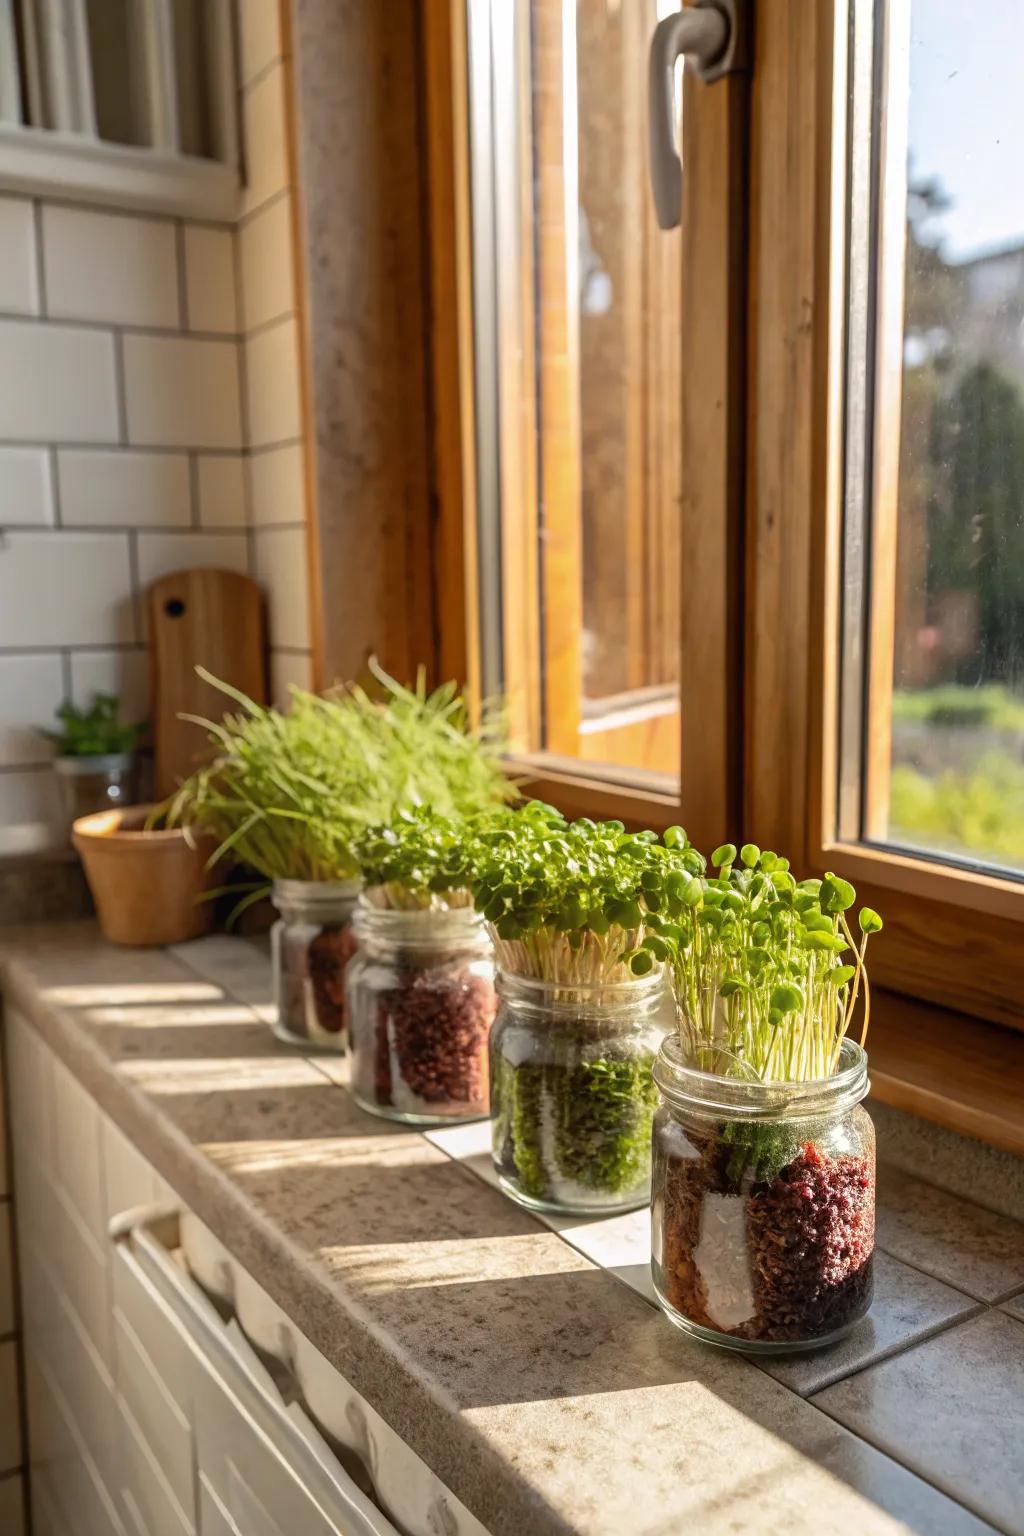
(149, 568, 267, 799)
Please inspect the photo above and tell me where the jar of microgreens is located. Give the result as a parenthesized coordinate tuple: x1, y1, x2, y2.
(473, 802, 692, 1214)
(271, 878, 362, 1050)
(490, 967, 670, 1214)
(640, 843, 882, 1353)
(652, 1036, 875, 1352)
(346, 899, 496, 1123)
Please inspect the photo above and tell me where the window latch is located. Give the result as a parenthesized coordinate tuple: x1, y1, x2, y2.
(648, 0, 749, 230)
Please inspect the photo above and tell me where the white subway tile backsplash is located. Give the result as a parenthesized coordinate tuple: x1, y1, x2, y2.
(242, 64, 290, 214)
(136, 531, 249, 593)
(239, 0, 283, 87)
(245, 318, 302, 447)
(0, 447, 53, 525)
(69, 651, 148, 725)
(184, 226, 238, 334)
(0, 197, 39, 315)
(253, 525, 310, 650)
(270, 649, 312, 708)
(42, 207, 179, 329)
(0, 655, 64, 766)
(197, 455, 247, 526)
(0, 322, 118, 443)
(249, 442, 306, 526)
(0, 768, 61, 853)
(240, 194, 294, 331)
(58, 451, 191, 528)
(0, 531, 133, 646)
(123, 335, 242, 450)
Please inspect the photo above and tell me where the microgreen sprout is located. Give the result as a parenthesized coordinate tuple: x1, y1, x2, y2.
(355, 807, 476, 911)
(629, 845, 883, 1081)
(468, 803, 705, 990)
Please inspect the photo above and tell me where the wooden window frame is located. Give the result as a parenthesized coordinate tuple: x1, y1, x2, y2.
(422, 0, 1024, 1149)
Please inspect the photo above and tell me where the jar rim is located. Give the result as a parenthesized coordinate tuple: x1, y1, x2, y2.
(654, 1034, 869, 1119)
(352, 899, 487, 948)
(272, 876, 362, 903)
(496, 966, 667, 1009)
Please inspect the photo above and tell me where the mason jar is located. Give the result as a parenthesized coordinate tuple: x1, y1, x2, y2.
(57, 751, 136, 839)
(346, 904, 496, 1124)
(271, 879, 361, 1050)
(651, 1035, 875, 1353)
(490, 970, 671, 1215)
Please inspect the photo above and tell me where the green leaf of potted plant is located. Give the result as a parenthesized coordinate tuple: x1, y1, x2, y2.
(637, 840, 884, 1354)
(469, 803, 696, 1214)
(169, 664, 512, 1050)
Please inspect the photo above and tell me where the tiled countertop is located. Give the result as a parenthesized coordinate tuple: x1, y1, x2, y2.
(1, 923, 1022, 1536)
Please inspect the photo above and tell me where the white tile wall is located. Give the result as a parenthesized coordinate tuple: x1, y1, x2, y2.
(0, 770, 61, 853)
(253, 526, 310, 651)
(124, 336, 243, 450)
(0, 197, 39, 315)
(0, 448, 53, 525)
(58, 450, 191, 528)
(69, 651, 148, 725)
(42, 208, 180, 329)
(240, 195, 294, 331)
(136, 532, 250, 591)
(197, 456, 247, 527)
(249, 442, 305, 527)
(0, 655, 64, 765)
(0, 532, 134, 646)
(245, 317, 302, 447)
(184, 227, 238, 335)
(0, 322, 119, 443)
(0, 4, 316, 844)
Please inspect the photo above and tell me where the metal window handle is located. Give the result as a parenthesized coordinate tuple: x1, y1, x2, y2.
(648, 0, 748, 230)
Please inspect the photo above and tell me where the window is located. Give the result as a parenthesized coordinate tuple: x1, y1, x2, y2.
(467, 0, 687, 783)
(841, 0, 1024, 883)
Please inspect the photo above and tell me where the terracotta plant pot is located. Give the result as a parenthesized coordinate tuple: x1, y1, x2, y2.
(73, 805, 216, 947)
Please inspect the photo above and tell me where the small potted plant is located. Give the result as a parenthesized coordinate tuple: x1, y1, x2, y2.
(634, 841, 883, 1353)
(171, 665, 510, 1051)
(346, 808, 496, 1123)
(45, 692, 143, 837)
(474, 803, 690, 1214)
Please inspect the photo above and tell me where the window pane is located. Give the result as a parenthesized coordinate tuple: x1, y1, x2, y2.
(866, 0, 1024, 873)
(470, 0, 682, 782)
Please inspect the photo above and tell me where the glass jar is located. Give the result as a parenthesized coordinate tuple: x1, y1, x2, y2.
(651, 1036, 875, 1354)
(346, 904, 496, 1124)
(58, 752, 137, 840)
(271, 879, 361, 1050)
(490, 971, 671, 1215)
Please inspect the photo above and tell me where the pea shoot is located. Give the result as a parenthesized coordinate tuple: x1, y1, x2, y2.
(628, 841, 884, 1080)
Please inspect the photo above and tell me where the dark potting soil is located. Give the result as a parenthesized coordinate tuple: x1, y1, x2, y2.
(306, 924, 358, 1033)
(280, 923, 358, 1038)
(368, 965, 495, 1114)
(656, 1127, 874, 1343)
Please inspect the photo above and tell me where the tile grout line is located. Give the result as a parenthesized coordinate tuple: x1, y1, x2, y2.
(188, 453, 201, 529)
(48, 447, 62, 528)
(32, 199, 46, 318)
(126, 530, 142, 643)
(0, 309, 242, 344)
(810, 1387, 1015, 1536)
(175, 220, 190, 333)
(112, 331, 129, 447)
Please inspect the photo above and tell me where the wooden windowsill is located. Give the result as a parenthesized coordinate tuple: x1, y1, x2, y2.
(868, 988, 1024, 1156)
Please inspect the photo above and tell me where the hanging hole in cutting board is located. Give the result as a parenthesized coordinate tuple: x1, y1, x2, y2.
(165, 598, 186, 618)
